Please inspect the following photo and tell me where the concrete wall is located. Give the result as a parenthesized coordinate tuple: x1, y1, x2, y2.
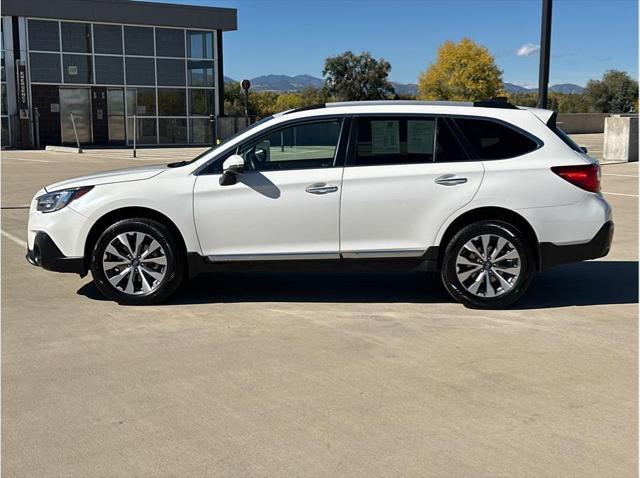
(556, 113, 609, 134)
(603, 116, 638, 162)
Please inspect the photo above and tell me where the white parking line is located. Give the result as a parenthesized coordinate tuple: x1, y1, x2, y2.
(602, 173, 638, 178)
(1, 229, 27, 248)
(7, 158, 50, 163)
(602, 191, 639, 197)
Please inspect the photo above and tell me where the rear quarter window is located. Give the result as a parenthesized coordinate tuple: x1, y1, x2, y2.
(454, 118, 539, 160)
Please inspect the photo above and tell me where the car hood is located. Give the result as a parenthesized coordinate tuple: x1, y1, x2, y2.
(45, 164, 167, 192)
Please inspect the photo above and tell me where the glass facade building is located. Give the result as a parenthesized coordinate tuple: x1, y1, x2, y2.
(0, 0, 236, 148)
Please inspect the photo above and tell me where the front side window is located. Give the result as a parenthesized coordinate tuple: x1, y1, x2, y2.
(239, 120, 342, 172)
(453, 118, 538, 160)
(352, 116, 436, 166)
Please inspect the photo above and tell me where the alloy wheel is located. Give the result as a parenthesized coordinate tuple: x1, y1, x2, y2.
(102, 232, 168, 295)
(455, 234, 522, 298)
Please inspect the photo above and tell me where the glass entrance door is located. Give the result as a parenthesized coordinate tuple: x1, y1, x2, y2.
(107, 88, 125, 143)
(59, 87, 92, 144)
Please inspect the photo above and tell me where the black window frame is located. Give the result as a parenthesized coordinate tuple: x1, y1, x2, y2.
(197, 116, 350, 175)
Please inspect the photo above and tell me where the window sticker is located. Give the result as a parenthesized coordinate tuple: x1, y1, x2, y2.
(371, 120, 400, 154)
(407, 120, 435, 154)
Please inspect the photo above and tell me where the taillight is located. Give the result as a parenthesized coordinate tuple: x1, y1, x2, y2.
(551, 164, 601, 193)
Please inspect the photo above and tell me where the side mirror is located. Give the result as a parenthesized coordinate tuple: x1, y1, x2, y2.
(219, 154, 245, 186)
(223, 154, 245, 172)
(580, 146, 588, 154)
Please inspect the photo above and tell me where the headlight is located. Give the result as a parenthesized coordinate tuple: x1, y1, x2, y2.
(37, 186, 93, 213)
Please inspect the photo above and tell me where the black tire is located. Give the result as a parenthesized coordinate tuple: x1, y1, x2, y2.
(440, 220, 535, 309)
(90, 218, 184, 305)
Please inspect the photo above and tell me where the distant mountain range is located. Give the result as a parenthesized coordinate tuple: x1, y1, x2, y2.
(225, 75, 584, 96)
(503, 82, 585, 94)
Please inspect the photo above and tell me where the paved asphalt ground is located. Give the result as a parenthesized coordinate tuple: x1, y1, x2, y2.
(1, 140, 638, 477)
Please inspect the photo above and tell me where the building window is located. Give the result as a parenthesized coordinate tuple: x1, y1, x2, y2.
(95, 56, 124, 85)
(1, 117, 9, 146)
(189, 118, 212, 144)
(28, 20, 60, 52)
(156, 28, 185, 57)
(125, 57, 155, 86)
(157, 59, 186, 86)
(63, 54, 93, 84)
(187, 60, 214, 87)
(124, 26, 154, 56)
(158, 88, 186, 116)
(1, 83, 6, 116)
(30, 53, 62, 83)
(93, 24, 123, 55)
(159, 118, 187, 143)
(189, 89, 214, 115)
(126, 88, 156, 116)
(187, 31, 213, 59)
(127, 117, 157, 144)
(61, 22, 91, 53)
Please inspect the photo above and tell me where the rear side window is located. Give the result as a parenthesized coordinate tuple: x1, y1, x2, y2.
(352, 116, 436, 166)
(454, 118, 538, 159)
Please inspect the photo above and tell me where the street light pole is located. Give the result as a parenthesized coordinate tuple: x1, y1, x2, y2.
(537, 0, 553, 109)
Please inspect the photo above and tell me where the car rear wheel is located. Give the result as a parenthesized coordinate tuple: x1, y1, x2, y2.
(90, 218, 184, 305)
(441, 220, 534, 309)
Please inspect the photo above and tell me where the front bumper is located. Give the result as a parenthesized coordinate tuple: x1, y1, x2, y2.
(538, 221, 614, 271)
(26, 231, 87, 276)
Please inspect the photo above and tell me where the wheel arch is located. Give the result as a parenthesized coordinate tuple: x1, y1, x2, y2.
(436, 206, 540, 271)
(84, 206, 188, 272)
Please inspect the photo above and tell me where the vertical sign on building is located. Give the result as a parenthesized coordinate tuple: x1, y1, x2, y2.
(15, 59, 32, 147)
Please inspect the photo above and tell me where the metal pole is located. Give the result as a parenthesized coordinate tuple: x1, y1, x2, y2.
(33, 107, 40, 149)
(537, 0, 553, 109)
(133, 115, 137, 158)
(70, 112, 82, 153)
(244, 89, 249, 125)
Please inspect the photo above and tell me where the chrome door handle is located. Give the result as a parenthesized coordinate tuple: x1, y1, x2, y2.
(435, 174, 468, 186)
(306, 183, 339, 194)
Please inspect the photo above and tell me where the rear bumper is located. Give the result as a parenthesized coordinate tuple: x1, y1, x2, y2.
(538, 221, 614, 271)
(26, 231, 87, 276)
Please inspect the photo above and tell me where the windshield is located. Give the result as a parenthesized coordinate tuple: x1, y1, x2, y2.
(167, 115, 275, 167)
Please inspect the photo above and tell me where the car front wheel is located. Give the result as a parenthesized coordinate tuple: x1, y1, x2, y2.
(90, 218, 184, 305)
(441, 220, 535, 309)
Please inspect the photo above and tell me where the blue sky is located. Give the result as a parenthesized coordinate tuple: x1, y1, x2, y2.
(153, 0, 638, 87)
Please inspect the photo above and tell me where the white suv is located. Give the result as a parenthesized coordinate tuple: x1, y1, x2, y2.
(26, 100, 613, 308)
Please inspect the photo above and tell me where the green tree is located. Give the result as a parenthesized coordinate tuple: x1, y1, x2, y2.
(418, 39, 503, 101)
(323, 51, 395, 101)
(584, 70, 638, 113)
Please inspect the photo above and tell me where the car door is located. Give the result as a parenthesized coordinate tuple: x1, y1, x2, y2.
(193, 117, 347, 260)
(339, 115, 484, 257)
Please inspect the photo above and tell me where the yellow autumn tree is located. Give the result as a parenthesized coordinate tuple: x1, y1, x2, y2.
(418, 39, 504, 101)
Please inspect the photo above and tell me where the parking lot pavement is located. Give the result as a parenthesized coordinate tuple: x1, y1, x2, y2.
(1, 151, 637, 477)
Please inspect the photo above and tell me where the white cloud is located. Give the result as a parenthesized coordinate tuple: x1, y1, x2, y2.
(516, 43, 540, 57)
